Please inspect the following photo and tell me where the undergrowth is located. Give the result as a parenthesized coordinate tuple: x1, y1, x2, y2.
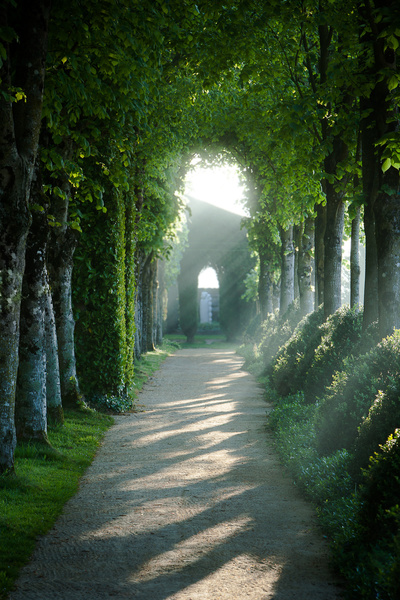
(244, 304, 400, 599)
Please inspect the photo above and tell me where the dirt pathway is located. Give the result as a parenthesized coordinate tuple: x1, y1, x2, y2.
(10, 348, 342, 599)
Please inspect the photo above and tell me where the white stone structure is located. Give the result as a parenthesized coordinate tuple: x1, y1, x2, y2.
(199, 291, 212, 323)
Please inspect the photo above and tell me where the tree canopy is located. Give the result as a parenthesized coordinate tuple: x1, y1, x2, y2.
(1, 0, 400, 472)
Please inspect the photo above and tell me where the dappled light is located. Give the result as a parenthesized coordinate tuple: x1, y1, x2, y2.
(3, 2, 400, 598)
(9, 349, 340, 599)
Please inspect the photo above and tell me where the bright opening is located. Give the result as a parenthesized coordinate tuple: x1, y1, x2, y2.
(198, 267, 219, 289)
(185, 164, 247, 216)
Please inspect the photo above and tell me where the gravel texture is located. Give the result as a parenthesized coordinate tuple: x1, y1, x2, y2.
(9, 348, 343, 599)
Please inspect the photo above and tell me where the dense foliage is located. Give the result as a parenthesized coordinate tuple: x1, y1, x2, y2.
(1, 3, 400, 597)
(240, 305, 400, 599)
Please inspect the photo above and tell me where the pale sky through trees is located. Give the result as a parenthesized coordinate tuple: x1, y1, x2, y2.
(185, 165, 247, 216)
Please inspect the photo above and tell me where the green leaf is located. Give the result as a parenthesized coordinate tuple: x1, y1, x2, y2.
(388, 75, 399, 92)
(382, 158, 392, 173)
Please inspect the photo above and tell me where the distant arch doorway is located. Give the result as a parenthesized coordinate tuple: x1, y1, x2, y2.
(178, 197, 254, 343)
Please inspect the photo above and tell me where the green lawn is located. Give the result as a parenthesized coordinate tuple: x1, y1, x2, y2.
(0, 407, 113, 599)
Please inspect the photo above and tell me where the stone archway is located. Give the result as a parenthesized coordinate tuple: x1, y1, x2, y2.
(178, 196, 254, 343)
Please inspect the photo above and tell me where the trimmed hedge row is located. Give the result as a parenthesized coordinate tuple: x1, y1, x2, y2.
(240, 304, 400, 599)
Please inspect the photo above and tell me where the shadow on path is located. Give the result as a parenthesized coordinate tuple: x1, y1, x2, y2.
(9, 349, 343, 600)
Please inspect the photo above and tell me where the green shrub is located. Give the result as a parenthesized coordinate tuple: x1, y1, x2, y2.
(304, 306, 364, 403)
(299, 449, 353, 505)
(315, 330, 400, 458)
(359, 430, 400, 544)
(336, 431, 400, 600)
(73, 186, 134, 399)
(268, 389, 319, 480)
(353, 379, 400, 472)
(259, 300, 302, 374)
(271, 305, 325, 396)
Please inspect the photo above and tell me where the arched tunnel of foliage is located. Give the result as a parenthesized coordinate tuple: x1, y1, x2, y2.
(1, 1, 400, 596)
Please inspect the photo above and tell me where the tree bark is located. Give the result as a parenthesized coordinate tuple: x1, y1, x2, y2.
(314, 202, 326, 308)
(258, 244, 274, 320)
(48, 178, 81, 407)
(298, 217, 315, 318)
(359, 0, 399, 338)
(323, 136, 347, 319)
(0, 0, 50, 472)
(363, 198, 379, 328)
(15, 167, 49, 443)
(124, 197, 136, 385)
(45, 280, 63, 425)
(350, 206, 361, 309)
(134, 252, 145, 360)
(361, 93, 380, 328)
(294, 225, 300, 300)
(142, 253, 157, 352)
(375, 168, 400, 337)
(279, 225, 295, 316)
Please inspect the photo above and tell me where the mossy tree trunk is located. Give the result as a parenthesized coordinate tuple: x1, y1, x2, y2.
(45, 278, 63, 425)
(124, 197, 136, 389)
(361, 95, 379, 330)
(298, 216, 314, 319)
(16, 163, 50, 443)
(279, 225, 295, 317)
(0, 0, 51, 472)
(360, 0, 399, 338)
(48, 176, 81, 407)
(314, 202, 326, 308)
(350, 206, 361, 310)
(323, 136, 347, 319)
(258, 244, 274, 320)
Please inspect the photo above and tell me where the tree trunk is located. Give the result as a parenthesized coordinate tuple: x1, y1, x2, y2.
(258, 245, 274, 320)
(323, 136, 347, 319)
(156, 258, 164, 346)
(350, 206, 361, 310)
(294, 225, 300, 300)
(0, 0, 50, 472)
(134, 253, 145, 360)
(375, 168, 400, 337)
(298, 217, 315, 318)
(48, 180, 81, 407)
(279, 225, 295, 316)
(15, 169, 49, 443)
(124, 197, 136, 389)
(314, 202, 326, 308)
(363, 199, 379, 329)
(359, 1, 398, 337)
(45, 281, 63, 425)
(360, 91, 380, 328)
(142, 253, 156, 352)
(0, 212, 30, 470)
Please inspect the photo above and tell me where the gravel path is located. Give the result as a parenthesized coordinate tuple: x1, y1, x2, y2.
(10, 348, 343, 599)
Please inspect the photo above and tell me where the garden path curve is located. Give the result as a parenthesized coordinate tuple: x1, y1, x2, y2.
(10, 348, 342, 599)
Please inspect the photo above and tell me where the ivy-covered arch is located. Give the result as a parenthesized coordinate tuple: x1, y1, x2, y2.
(178, 196, 254, 343)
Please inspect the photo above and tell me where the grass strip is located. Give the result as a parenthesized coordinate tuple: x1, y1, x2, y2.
(0, 407, 113, 599)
